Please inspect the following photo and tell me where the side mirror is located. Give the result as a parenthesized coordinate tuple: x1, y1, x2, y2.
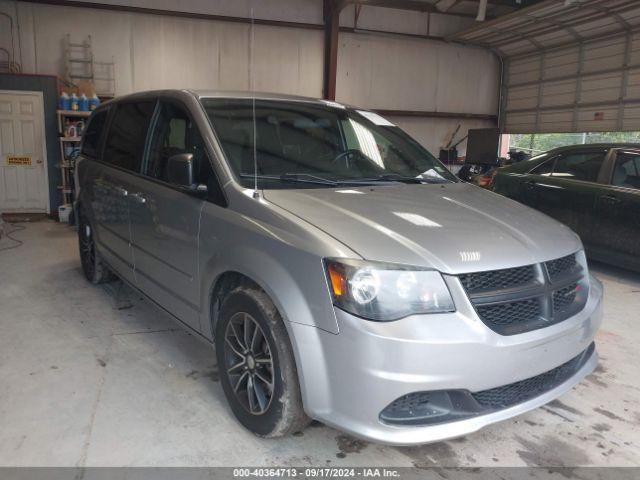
(167, 153, 194, 187)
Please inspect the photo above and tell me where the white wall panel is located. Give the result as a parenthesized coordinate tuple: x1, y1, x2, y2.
(128, 15, 323, 95)
(3, 2, 323, 97)
(336, 32, 499, 114)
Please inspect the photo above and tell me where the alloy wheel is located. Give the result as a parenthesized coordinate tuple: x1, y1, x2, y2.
(223, 312, 275, 415)
(79, 216, 96, 278)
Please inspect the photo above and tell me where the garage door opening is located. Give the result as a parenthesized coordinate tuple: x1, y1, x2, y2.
(507, 131, 640, 156)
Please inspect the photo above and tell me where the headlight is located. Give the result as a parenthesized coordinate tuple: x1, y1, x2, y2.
(324, 258, 455, 321)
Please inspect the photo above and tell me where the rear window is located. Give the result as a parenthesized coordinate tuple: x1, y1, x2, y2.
(81, 109, 108, 159)
(103, 101, 155, 172)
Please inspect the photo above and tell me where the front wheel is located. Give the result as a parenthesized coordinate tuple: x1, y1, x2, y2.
(78, 210, 115, 284)
(215, 286, 310, 437)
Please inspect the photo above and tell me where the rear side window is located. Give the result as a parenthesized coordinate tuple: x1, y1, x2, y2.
(103, 101, 155, 172)
(529, 157, 554, 176)
(552, 151, 605, 182)
(613, 153, 640, 189)
(81, 110, 108, 159)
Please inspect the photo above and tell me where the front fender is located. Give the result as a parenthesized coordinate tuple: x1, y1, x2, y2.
(200, 244, 339, 338)
(197, 196, 352, 339)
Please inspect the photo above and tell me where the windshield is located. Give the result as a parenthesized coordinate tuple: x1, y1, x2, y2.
(201, 98, 457, 189)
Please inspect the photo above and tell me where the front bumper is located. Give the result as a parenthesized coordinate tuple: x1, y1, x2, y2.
(290, 275, 602, 445)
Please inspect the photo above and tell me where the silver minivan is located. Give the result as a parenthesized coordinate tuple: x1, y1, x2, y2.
(75, 90, 602, 445)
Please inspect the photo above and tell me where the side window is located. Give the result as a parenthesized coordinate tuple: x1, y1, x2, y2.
(81, 109, 108, 159)
(552, 151, 605, 182)
(146, 101, 226, 205)
(612, 153, 640, 189)
(529, 157, 554, 176)
(103, 102, 155, 172)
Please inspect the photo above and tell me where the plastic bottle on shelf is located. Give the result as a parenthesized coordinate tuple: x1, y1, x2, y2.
(70, 93, 79, 111)
(89, 94, 100, 111)
(59, 91, 70, 111)
(79, 94, 89, 112)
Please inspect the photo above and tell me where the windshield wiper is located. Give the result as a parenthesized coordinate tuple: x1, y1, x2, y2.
(346, 174, 424, 184)
(240, 173, 338, 186)
(376, 174, 454, 184)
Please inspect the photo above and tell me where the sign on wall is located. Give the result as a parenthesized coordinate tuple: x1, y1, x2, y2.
(6, 156, 32, 166)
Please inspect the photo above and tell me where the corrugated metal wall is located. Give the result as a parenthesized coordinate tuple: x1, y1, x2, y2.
(505, 32, 640, 133)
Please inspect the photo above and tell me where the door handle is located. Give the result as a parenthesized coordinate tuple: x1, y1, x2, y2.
(601, 194, 621, 205)
(525, 180, 536, 190)
(114, 186, 128, 197)
(129, 192, 147, 204)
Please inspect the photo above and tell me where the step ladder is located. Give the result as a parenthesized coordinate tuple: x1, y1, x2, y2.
(64, 34, 116, 98)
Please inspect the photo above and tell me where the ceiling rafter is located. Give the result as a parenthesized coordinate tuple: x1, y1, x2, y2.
(449, 0, 640, 58)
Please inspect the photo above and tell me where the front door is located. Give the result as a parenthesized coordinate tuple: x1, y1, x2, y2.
(129, 100, 209, 330)
(0, 91, 48, 213)
(531, 148, 608, 246)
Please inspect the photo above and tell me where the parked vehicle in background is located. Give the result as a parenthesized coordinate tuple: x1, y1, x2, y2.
(469, 166, 499, 188)
(75, 90, 602, 445)
(462, 150, 531, 189)
(493, 143, 640, 272)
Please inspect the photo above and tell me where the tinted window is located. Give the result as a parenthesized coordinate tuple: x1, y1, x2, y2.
(81, 110, 108, 158)
(146, 101, 226, 205)
(552, 151, 605, 182)
(202, 98, 456, 189)
(529, 157, 554, 176)
(103, 102, 155, 172)
(613, 153, 640, 189)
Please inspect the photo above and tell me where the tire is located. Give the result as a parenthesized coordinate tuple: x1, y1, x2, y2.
(77, 209, 115, 284)
(215, 286, 310, 437)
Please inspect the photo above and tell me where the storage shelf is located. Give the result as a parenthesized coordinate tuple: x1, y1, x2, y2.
(57, 110, 91, 117)
(57, 109, 87, 207)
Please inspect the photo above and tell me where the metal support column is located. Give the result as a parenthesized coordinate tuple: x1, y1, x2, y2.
(323, 0, 342, 100)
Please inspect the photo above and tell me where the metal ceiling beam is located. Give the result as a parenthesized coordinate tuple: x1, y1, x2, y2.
(374, 109, 498, 121)
(453, 0, 640, 54)
(341, 0, 483, 18)
(459, 3, 638, 57)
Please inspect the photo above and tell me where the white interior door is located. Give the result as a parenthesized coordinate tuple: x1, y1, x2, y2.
(0, 91, 48, 213)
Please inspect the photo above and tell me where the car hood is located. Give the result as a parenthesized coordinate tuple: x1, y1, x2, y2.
(263, 182, 582, 274)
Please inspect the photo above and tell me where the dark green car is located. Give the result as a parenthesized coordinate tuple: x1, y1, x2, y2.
(493, 143, 640, 272)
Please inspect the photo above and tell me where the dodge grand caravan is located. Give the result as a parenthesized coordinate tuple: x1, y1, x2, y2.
(75, 90, 602, 445)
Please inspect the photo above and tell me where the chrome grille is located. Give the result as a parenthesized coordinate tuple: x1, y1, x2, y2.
(458, 252, 587, 335)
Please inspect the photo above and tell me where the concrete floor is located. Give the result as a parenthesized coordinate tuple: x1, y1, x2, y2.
(0, 219, 638, 467)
